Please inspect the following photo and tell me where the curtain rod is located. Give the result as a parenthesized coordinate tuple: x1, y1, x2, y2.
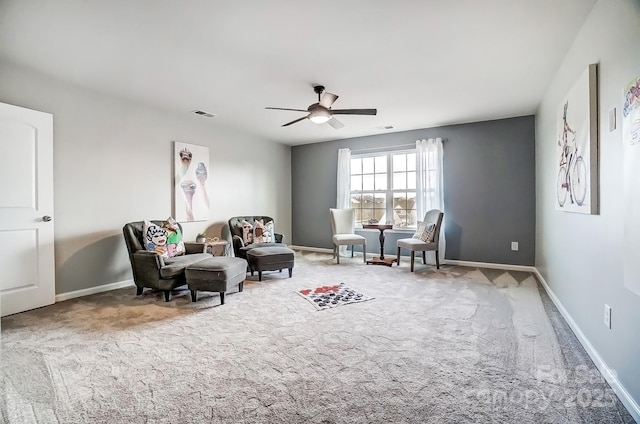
(349, 143, 415, 154)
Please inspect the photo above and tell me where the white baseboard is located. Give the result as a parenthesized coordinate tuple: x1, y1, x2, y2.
(55, 279, 135, 302)
(289, 245, 334, 254)
(442, 259, 536, 273)
(533, 269, 640, 423)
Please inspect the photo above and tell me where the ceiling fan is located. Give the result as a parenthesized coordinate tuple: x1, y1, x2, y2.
(265, 85, 377, 129)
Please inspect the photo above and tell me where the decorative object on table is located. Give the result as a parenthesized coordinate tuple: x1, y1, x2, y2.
(196, 233, 206, 243)
(296, 283, 374, 311)
(174, 141, 210, 222)
(623, 74, 640, 296)
(555, 63, 598, 214)
(397, 209, 444, 272)
(201, 237, 230, 257)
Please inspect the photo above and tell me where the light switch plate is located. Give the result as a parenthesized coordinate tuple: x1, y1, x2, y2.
(609, 108, 616, 132)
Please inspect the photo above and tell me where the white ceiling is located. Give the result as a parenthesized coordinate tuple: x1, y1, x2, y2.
(0, 0, 596, 146)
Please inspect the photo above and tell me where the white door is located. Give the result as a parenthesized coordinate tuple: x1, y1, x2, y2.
(0, 102, 55, 317)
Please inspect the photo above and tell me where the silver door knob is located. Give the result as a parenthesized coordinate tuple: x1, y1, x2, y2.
(42, 215, 52, 222)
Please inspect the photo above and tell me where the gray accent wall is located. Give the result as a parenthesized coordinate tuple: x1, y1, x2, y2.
(292, 116, 536, 266)
(535, 0, 640, 416)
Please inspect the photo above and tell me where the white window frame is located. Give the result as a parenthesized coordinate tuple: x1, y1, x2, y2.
(350, 149, 419, 230)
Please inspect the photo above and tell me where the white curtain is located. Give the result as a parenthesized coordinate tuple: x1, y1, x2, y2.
(416, 138, 445, 264)
(336, 148, 351, 255)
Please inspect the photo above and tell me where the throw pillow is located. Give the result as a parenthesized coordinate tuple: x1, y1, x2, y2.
(143, 220, 170, 259)
(412, 222, 436, 242)
(253, 219, 275, 244)
(263, 220, 275, 243)
(412, 222, 427, 240)
(253, 219, 266, 243)
(241, 220, 254, 245)
(162, 217, 186, 257)
(423, 223, 437, 242)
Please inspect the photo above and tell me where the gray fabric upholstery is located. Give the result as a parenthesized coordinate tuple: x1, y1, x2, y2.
(329, 208, 366, 264)
(227, 216, 285, 259)
(246, 246, 295, 281)
(122, 220, 211, 301)
(396, 209, 444, 272)
(185, 257, 247, 304)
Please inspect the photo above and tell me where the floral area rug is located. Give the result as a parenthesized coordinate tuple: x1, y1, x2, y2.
(295, 283, 374, 311)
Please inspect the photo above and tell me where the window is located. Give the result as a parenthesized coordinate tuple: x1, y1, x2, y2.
(350, 151, 417, 229)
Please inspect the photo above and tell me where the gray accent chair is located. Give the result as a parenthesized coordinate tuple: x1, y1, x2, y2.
(330, 208, 366, 264)
(225, 216, 285, 259)
(122, 221, 211, 301)
(396, 209, 444, 272)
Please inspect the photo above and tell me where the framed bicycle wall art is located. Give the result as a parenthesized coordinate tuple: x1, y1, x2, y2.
(555, 63, 599, 215)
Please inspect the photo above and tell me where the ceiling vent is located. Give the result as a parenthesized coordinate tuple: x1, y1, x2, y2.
(192, 110, 215, 118)
(376, 125, 394, 130)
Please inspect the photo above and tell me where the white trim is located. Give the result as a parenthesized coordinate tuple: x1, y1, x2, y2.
(289, 245, 334, 254)
(55, 279, 135, 302)
(443, 259, 536, 273)
(533, 269, 640, 423)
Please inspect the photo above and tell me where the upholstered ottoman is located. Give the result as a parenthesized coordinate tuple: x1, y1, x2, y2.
(185, 257, 247, 304)
(246, 246, 295, 281)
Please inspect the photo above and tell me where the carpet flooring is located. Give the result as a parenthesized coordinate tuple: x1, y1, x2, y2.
(0, 251, 634, 423)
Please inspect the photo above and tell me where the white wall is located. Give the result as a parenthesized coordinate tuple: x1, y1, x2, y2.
(0, 63, 291, 295)
(536, 0, 640, 418)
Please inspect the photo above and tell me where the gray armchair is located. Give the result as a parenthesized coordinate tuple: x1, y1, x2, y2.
(224, 216, 285, 259)
(122, 220, 211, 301)
(396, 209, 444, 272)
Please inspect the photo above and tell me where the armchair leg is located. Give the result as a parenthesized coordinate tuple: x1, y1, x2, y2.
(397, 247, 401, 266)
(288, 268, 293, 278)
(410, 251, 415, 272)
(363, 244, 366, 263)
(337, 247, 341, 264)
(136, 286, 143, 296)
(436, 250, 440, 269)
(351, 246, 354, 258)
(258, 271, 263, 281)
(422, 251, 426, 264)
(239, 281, 244, 292)
(191, 290, 197, 302)
(164, 290, 171, 302)
(220, 292, 225, 305)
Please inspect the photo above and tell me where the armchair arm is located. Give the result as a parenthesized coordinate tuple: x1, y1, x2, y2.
(232, 235, 244, 254)
(184, 242, 206, 254)
(131, 250, 164, 287)
(133, 250, 164, 267)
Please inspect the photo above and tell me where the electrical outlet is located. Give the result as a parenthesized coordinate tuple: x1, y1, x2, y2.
(604, 304, 612, 329)
(511, 241, 519, 251)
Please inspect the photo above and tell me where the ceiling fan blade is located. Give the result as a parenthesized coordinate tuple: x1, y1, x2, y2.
(331, 108, 377, 116)
(319, 92, 339, 108)
(327, 117, 344, 129)
(282, 116, 308, 127)
(266, 107, 309, 112)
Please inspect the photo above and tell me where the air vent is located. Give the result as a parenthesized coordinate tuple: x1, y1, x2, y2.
(376, 125, 394, 130)
(192, 110, 215, 118)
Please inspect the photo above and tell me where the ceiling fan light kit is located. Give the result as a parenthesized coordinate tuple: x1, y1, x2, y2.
(266, 85, 377, 129)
